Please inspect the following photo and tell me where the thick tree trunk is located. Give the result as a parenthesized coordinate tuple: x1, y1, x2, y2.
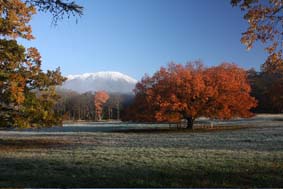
(186, 116, 194, 129)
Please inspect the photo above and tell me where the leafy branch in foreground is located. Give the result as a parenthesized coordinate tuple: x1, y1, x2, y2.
(0, 0, 77, 127)
(24, 0, 83, 24)
(231, 0, 283, 69)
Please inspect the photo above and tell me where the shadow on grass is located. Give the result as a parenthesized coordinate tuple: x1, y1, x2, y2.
(0, 138, 70, 149)
(0, 155, 282, 188)
(112, 125, 253, 134)
(16, 126, 142, 133)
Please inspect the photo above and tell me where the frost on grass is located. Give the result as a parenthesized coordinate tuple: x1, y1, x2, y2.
(0, 114, 282, 187)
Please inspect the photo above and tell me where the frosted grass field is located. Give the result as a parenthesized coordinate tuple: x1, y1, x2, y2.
(3, 113, 282, 134)
(0, 114, 282, 187)
(63, 114, 283, 129)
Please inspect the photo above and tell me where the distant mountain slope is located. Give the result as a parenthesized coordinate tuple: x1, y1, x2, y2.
(60, 71, 137, 94)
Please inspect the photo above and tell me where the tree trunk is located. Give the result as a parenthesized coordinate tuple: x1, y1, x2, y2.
(108, 107, 111, 120)
(186, 116, 194, 129)
(117, 103, 120, 120)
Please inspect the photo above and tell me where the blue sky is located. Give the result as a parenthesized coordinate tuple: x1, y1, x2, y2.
(20, 0, 267, 80)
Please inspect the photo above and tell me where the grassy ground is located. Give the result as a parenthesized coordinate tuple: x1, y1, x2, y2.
(0, 118, 283, 187)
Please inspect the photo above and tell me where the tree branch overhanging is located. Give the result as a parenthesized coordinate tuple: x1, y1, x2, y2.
(24, 0, 83, 24)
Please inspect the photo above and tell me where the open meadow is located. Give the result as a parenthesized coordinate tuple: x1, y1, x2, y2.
(0, 114, 283, 187)
(2, 0, 283, 188)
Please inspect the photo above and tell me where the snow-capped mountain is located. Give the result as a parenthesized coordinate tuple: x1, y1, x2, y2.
(60, 71, 137, 94)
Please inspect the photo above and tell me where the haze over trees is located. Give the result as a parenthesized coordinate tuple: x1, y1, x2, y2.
(123, 62, 257, 128)
(55, 89, 133, 121)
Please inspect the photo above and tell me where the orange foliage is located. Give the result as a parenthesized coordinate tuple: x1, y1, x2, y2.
(231, 0, 283, 64)
(203, 63, 257, 119)
(126, 62, 257, 126)
(0, 0, 36, 40)
(94, 91, 109, 121)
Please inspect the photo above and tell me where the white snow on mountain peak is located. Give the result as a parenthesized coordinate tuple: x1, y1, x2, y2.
(67, 71, 137, 83)
(61, 71, 138, 94)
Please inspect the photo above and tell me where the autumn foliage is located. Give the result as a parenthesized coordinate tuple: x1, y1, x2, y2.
(94, 91, 109, 121)
(0, 0, 66, 127)
(231, 0, 283, 65)
(123, 62, 257, 128)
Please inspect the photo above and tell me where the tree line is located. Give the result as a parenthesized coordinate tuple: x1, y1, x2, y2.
(55, 90, 134, 121)
(247, 60, 283, 113)
(53, 60, 283, 128)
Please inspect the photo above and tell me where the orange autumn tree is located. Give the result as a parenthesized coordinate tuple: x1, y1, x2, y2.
(126, 62, 257, 128)
(203, 63, 257, 119)
(94, 91, 109, 121)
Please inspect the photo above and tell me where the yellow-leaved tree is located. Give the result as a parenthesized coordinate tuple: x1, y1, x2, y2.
(0, 0, 82, 127)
